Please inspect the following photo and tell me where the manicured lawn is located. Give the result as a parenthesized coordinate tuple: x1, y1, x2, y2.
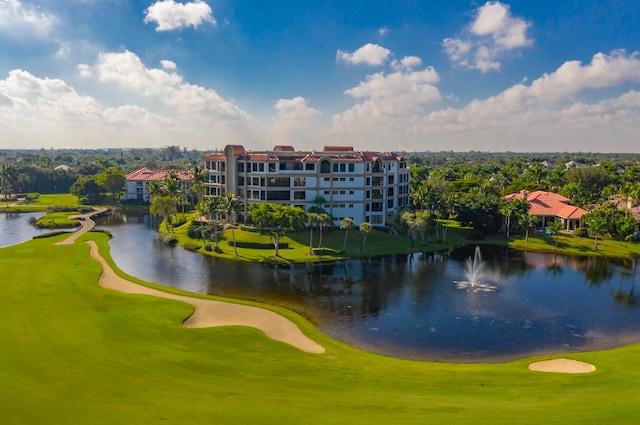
(2, 233, 640, 423)
(0, 194, 80, 212)
(35, 211, 81, 228)
(509, 232, 640, 258)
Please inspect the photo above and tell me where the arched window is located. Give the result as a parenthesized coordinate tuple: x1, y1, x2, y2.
(320, 159, 331, 173)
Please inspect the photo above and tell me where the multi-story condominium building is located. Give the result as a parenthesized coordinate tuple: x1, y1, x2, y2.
(203, 145, 410, 226)
(124, 168, 192, 202)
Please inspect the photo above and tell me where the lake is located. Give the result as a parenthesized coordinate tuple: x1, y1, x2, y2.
(94, 213, 640, 362)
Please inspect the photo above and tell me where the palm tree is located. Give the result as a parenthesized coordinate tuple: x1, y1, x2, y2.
(359, 222, 372, 252)
(190, 165, 207, 206)
(546, 220, 563, 246)
(587, 216, 607, 251)
(340, 217, 354, 252)
(518, 213, 537, 241)
(316, 213, 332, 248)
(195, 199, 210, 248)
(148, 180, 171, 232)
(307, 212, 320, 255)
(163, 171, 181, 226)
(401, 211, 420, 248)
(206, 196, 224, 250)
(498, 201, 515, 240)
(222, 193, 242, 256)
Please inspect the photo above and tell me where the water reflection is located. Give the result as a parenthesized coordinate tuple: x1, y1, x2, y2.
(96, 213, 640, 362)
(0, 212, 49, 248)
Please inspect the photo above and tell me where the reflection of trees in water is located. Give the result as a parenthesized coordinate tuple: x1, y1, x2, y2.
(613, 258, 639, 307)
(574, 256, 612, 285)
(545, 252, 564, 276)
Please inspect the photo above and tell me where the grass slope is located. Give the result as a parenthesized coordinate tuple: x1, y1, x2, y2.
(1, 233, 640, 423)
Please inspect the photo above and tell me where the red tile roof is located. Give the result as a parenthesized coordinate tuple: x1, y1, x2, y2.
(126, 168, 192, 182)
(503, 190, 587, 219)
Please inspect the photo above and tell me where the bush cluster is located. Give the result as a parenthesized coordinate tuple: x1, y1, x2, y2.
(228, 240, 284, 249)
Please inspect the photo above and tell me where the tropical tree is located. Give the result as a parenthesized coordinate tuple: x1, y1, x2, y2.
(190, 165, 207, 206)
(70, 176, 103, 204)
(222, 193, 243, 256)
(316, 213, 332, 248)
(195, 199, 211, 248)
(401, 211, 421, 248)
(206, 196, 224, 250)
(148, 180, 175, 232)
(546, 220, 563, 246)
(586, 216, 607, 250)
(498, 200, 515, 240)
(96, 167, 126, 202)
(0, 163, 15, 206)
(163, 171, 182, 223)
(249, 203, 306, 257)
(518, 213, 538, 242)
(359, 222, 372, 252)
(340, 217, 354, 252)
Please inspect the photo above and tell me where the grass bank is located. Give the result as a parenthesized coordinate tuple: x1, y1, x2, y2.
(1, 233, 640, 423)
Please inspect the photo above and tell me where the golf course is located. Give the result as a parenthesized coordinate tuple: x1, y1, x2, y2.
(2, 228, 640, 424)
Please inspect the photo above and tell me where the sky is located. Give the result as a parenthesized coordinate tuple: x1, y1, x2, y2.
(1, 0, 640, 153)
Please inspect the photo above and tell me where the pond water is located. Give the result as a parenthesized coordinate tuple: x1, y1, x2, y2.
(92, 213, 640, 362)
(0, 212, 50, 248)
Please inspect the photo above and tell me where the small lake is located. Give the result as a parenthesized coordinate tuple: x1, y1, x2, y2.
(94, 213, 640, 362)
(0, 212, 50, 248)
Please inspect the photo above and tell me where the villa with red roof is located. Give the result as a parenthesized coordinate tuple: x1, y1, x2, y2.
(502, 190, 588, 231)
(124, 168, 192, 202)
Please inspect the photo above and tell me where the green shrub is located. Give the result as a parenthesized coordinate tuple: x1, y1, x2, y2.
(204, 244, 213, 252)
(159, 233, 178, 246)
(574, 227, 589, 237)
(183, 243, 200, 252)
(25, 193, 40, 201)
(32, 231, 73, 239)
(311, 247, 341, 256)
(228, 240, 285, 249)
(89, 229, 112, 238)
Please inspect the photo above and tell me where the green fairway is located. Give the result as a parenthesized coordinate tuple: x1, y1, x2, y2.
(2, 233, 640, 424)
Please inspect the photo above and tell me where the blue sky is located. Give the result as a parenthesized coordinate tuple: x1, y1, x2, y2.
(1, 0, 640, 152)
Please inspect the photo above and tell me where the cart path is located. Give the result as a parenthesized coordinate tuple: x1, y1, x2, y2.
(86, 240, 325, 354)
(55, 207, 109, 246)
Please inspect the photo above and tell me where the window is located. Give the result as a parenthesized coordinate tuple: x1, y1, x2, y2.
(340, 163, 346, 172)
(387, 199, 394, 209)
(366, 190, 370, 199)
(324, 190, 330, 195)
(211, 162, 217, 170)
(252, 177, 260, 186)
(339, 190, 346, 195)
(259, 163, 264, 172)
(294, 191, 306, 200)
(349, 177, 354, 181)
(388, 175, 395, 184)
(294, 177, 306, 186)
(333, 163, 339, 173)
(209, 175, 218, 183)
(220, 162, 225, 172)
(366, 177, 371, 185)
(324, 177, 330, 182)
(349, 190, 354, 195)
(267, 177, 290, 187)
(238, 162, 244, 172)
(348, 163, 355, 172)
(252, 162, 258, 172)
(320, 159, 331, 173)
(269, 163, 276, 172)
(387, 187, 394, 197)
(305, 163, 315, 171)
(267, 190, 290, 201)
(339, 177, 346, 181)
(371, 215, 383, 224)
(237, 176, 245, 186)
(372, 202, 383, 212)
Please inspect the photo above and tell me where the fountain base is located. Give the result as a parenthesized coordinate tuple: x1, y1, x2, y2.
(454, 281, 498, 293)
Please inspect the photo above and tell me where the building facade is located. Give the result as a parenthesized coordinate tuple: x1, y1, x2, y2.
(204, 145, 410, 226)
(124, 168, 192, 202)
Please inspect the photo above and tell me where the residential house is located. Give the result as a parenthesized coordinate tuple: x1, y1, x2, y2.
(502, 190, 588, 231)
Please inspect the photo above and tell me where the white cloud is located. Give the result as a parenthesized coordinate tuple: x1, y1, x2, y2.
(95, 51, 250, 122)
(161, 60, 177, 70)
(77, 64, 92, 78)
(327, 50, 640, 152)
(377, 27, 390, 36)
(268, 96, 322, 145)
(0, 0, 56, 37)
(443, 1, 532, 73)
(144, 0, 216, 31)
(337, 43, 392, 66)
(333, 60, 441, 139)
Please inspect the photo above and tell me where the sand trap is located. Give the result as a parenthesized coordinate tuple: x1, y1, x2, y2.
(86, 240, 325, 354)
(55, 207, 109, 246)
(528, 359, 595, 374)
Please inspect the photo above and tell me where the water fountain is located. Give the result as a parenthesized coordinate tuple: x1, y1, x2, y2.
(455, 246, 498, 292)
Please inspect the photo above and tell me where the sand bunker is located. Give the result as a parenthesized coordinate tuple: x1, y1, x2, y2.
(86, 240, 325, 354)
(528, 359, 595, 374)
